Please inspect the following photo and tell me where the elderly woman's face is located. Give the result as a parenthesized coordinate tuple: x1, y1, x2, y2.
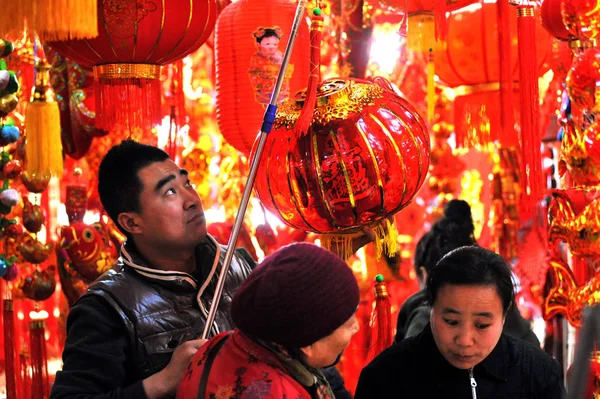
(430, 284, 504, 370)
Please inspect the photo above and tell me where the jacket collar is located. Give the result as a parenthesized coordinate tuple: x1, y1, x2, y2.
(423, 323, 508, 382)
(119, 235, 221, 291)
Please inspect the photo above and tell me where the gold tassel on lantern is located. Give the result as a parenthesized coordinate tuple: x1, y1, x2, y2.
(25, 59, 63, 178)
(0, 0, 98, 42)
(321, 218, 398, 260)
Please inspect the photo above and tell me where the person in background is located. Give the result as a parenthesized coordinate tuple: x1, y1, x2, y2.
(356, 245, 566, 398)
(177, 242, 360, 399)
(396, 199, 540, 347)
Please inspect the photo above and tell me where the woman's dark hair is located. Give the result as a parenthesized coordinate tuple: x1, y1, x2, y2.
(98, 140, 170, 237)
(414, 199, 476, 275)
(426, 246, 515, 314)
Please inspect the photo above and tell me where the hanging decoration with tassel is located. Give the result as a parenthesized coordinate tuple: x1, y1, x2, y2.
(251, 6, 430, 260)
(3, 298, 17, 399)
(510, 0, 543, 217)
(0, 0, 98, 42)
(29, 318, 49, 398)
(25, 58, 63, 180)
(366, 274, 393, 362)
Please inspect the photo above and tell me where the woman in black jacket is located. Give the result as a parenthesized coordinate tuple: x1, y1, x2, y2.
(356, 246, 566, 399)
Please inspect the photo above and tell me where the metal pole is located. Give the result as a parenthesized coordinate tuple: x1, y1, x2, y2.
(202, 0, 309, 339)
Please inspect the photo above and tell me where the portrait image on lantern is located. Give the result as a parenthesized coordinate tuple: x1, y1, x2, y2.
(248, 26, 294, 105)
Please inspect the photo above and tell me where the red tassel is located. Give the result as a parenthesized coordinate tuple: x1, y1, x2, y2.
(367, 275, 393, 362)
(294, 12, 324, 137)
(514, 5, 543, 217)
(93, 64, 162, 135)
(29, 320, 49, 398)
(3, 299, 17, 399)
(434, 0, 447, 45)
(498, 0, 514, 146)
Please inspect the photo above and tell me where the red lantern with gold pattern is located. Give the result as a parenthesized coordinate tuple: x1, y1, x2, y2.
(48, 0, 216, 133)
(567, 47, 600, 111)
(214, 0, 310, 156)
(252, 77, 430, 234)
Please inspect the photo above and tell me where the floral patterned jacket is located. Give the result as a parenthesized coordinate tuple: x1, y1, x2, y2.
(177, 329, 335, 399)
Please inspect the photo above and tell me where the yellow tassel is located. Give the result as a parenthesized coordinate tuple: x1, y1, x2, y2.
(0, 0, 98, 42)
(25, 59, 63, 178)
(320, 219, 399, 260)
(427, 49, 435, 124)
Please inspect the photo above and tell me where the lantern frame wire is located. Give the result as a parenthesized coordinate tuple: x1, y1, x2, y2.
(201, 0, 309, 339)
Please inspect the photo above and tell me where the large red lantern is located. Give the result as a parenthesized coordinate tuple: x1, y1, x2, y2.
(48, 0, 216, 134)
(541, 0, 571, 40)
(214, 0, 310, 156)
(252, 77, 430, 235)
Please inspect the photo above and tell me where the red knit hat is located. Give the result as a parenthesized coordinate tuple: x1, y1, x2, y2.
(231, 242, 359, 348)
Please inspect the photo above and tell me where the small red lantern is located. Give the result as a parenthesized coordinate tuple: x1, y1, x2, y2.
(48, 0, 216, 133)
(252, 77, 430, 235)
(567, 47, 600, 111)
(214, 0, 310, 156)
(541, 0, 571, 40)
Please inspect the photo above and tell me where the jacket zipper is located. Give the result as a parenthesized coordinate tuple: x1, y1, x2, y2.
(469, 368, 477, 399)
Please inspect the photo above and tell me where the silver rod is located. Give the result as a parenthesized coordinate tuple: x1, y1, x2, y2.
(202, 0, 309, 339)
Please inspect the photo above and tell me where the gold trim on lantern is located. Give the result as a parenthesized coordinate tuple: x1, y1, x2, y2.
(328, 130, 359, 222)
(94, 64, 161, 80)
(3, 299, 13, 311)
(368, 113, 408, 204)
(356, 122, 386, 214)
(569, 38, 597, 49)
(31, 59, 56, 103)
(313, 133, 340, 230)
(275, 80, 385, 130)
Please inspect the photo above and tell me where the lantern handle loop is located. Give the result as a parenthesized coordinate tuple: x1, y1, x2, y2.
(202, 0, 309, 339)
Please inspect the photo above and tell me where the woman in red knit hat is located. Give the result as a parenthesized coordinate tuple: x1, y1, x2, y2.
(176, 242, 360, 399)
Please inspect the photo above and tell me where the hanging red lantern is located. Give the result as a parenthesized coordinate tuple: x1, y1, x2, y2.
(435, 1, 551, 87)
(567, 47, 600, 111)
(214, 0, 310, 156)
(252, 77, 430, 236)
(48, 0, 216, 134)
(541, 0, 571, 40)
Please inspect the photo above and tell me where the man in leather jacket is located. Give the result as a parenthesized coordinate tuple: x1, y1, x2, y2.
(50, 140, 358, 399)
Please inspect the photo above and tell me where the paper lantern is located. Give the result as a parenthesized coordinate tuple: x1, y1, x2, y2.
(252, 77, 430, 234)
(214, 0, 310, 155)
(48, 0, 216, 133)
(435, 1, 551, 87)
(541, 0, 571, 40)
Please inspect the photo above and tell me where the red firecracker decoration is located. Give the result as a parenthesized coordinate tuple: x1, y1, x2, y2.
(29, 320, 49, 398)
(3, 299, 16, 399)
(48, 0, 216, 134)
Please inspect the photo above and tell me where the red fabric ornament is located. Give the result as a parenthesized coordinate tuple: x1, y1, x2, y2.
(48, 0, 216, 133)
(567, 47, 600, 111)
(214, 0, 310, 155)
(541, 0, 571, 40)
(252, 77, 430, 234)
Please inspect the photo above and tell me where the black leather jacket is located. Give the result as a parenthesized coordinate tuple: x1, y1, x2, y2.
(50, 236, 255, 398)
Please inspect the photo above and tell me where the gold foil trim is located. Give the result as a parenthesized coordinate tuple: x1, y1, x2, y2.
(516, 6, 535, 17)
(3, 299, 13, 311)
(94, 64, 161, 80)
(274, 79, 385, 130)
(375, 283, 388, 298)
(29, 320, 45, 329)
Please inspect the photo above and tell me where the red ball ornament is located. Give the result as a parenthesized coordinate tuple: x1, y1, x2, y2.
(541, 0, 571, 40)
(567, 47, 600, 111)
(252, 77, 430, 234)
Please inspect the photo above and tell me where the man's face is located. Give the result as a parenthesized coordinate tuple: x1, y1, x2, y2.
(133, 159, 206, 250)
